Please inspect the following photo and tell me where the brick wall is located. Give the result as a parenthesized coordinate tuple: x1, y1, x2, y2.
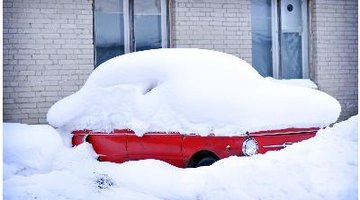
(311, 0, 358, 121)
(3, 0, 357, 124)
(3, 0, 94, 124)
(171, 0, 252, 63)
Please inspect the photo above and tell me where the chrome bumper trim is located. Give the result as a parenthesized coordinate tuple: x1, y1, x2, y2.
(263, 142, 294, 148)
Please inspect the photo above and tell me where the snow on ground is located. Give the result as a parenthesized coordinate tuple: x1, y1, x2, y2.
(4, 115, 358, 200)
(47, 48, 340, 136)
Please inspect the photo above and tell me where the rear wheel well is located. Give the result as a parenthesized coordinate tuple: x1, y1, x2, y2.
(187, 150, 219, 168)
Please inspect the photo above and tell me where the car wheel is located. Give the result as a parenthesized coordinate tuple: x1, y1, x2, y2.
(195, 156, 218, 167)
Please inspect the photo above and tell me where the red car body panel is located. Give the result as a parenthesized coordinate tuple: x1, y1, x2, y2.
(72, 127, 318, 168)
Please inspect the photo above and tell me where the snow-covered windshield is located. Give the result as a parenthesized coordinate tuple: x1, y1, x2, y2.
(47, 48, 341, 136)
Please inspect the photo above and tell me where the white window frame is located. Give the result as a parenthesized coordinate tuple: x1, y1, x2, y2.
(123, 0, 169, 54)
(301, 0, 309, 79)
(95, 0, 169, 66)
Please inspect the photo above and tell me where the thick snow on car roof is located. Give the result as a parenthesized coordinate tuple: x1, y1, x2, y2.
(47, 48, 341, 136)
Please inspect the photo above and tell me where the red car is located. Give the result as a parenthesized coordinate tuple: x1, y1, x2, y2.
(47, 49, 339, 168)
(72, 127, 318, 168)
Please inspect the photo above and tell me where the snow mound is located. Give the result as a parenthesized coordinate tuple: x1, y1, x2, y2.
(47, 48, 341, 136)
(4, 116, 357, 199)
(3, 123, 64, 178)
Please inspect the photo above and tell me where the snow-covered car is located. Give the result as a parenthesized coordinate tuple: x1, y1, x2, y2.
(47, 48, 341, 168)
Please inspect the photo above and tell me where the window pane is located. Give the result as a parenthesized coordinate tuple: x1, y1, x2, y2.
(251, 0, 272, 77)
(281, 33, 302, 79)
(134, 0, 162, 51)
(95, 0, 124, 66)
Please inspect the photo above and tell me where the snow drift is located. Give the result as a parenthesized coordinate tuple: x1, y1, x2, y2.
(4, 116, 358, 200)
(3, 123, 64, 177)
(47, 48, 341, 136)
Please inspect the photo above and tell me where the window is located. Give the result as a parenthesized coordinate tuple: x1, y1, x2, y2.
(251, 0, 309, 79)
(95, 0, 125, 66)
(251, 0, 273, 77)
(94, 0, 169, 66)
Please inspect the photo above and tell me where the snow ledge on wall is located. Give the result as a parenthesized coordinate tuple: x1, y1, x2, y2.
(265, 77, 318, 89)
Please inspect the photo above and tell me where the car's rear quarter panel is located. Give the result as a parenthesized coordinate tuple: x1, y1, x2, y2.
(254, 132, 316, 153)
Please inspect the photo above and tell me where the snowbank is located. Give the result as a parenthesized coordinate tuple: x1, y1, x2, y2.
(47, 48, 340, 136)
(3, 115, 357, 200)
(3, 123, 64, 178)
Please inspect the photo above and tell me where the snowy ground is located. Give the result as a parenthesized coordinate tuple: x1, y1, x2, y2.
(3, 115, 358, 200)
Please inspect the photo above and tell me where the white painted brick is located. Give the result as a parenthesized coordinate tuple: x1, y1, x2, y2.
(173, 0, 251, 63)
(4, 0, 357, 124)
(311, 0, 358, 120)
(3, 0, 93, 124)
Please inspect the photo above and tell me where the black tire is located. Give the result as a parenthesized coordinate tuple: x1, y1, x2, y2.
(195, 156, 218, 167)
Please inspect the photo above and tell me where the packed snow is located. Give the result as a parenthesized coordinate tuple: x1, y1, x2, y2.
(4, 115, 358, 200)
(265, 77, 318, 89)
(47, 48, 340, 136)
